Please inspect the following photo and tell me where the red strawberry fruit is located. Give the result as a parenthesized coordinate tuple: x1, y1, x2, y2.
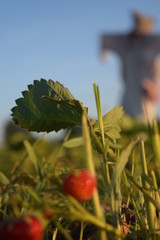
(63, 169, 97, 201)
(0, 215, 44, 240)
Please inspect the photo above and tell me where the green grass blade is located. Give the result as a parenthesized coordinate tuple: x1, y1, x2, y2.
(93, 83, 105, 146)
(23, 140, 41, 177)
(108, 140, 138, 192)
(0, 171, 10, 185)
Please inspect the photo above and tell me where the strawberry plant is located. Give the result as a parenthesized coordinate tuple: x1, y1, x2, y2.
(0, 78, 160, 239)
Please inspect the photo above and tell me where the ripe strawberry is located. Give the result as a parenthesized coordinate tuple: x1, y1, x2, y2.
(63, 169, 97, 201)
(0, 215, 44, 240)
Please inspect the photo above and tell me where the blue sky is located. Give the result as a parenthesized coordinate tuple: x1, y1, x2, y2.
(0, 1, 160, 141)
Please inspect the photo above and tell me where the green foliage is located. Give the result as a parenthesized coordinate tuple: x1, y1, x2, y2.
(1, 79, 160, 239)
(0, 171, 10, 185)
(108, 140, 138, 192)
(63, 137, 84, 148)
(93, 105, 124, 143)
(11, 79, 86, 132)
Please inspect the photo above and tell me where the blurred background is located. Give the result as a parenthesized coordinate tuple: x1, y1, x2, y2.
(0, 0, 160, 143)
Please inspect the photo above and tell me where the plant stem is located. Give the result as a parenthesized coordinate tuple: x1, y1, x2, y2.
(140, 140, 156, 239)
(152, 119, 160, 167)
(93, 83, 105, 146)
(93, 83, 111, 185)
(52, 227, 58, 240)
(79, 222, 84, 240)
(150, 170, 160, 229)
(68, 196, 124, 238)
(54, 221, 73, 240)
(126, 171, 160, 211)
(82, 113, 107, 240)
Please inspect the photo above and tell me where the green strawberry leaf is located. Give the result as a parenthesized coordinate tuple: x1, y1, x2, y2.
(11, 79, 86, 133)
(93, 105, 124, 142)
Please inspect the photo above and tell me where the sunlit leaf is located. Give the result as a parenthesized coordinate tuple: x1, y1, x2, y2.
(63, 137, 84, 148)
(11, 79, 86, 133)
(93, 105, 124, 142)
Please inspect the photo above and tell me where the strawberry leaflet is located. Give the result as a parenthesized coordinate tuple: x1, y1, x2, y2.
(11, 79, 86, 132)
(93, 105, 124, 143)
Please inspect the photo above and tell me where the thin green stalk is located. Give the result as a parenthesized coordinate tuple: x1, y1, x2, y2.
(113, 180, 121, 240)
(152, 119, 160, 167)
(93, 83, 110, 185)
(150, 171, 160, 208)
(93, 83, 105, 146)
(103, 152, 111, 185)
(113, 150, 121, 232)
(123, 171, 144, 230)
(131, 197, 144, 230)
(127, 150, 135, 207)
(150, 170, 160, 229)
(126, 171, 160, 211)
(131, 149, 135, 176)
(82, 114, 96, 176)
(52, 227, 58, 240)
(82, 114, 107, 240)
(11, 137, 45, 179)
(68, 196, 125, 239)
(79, 222, 84, 240)
(140, 140, 156, 239)
(54, 221, 73, 240)
(138, 176, 145, 213)
(150, 171, 158, 190)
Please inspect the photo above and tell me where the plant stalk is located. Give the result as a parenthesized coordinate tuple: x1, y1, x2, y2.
(140, 140, 156, 239)
(82, 113, 107, 240)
